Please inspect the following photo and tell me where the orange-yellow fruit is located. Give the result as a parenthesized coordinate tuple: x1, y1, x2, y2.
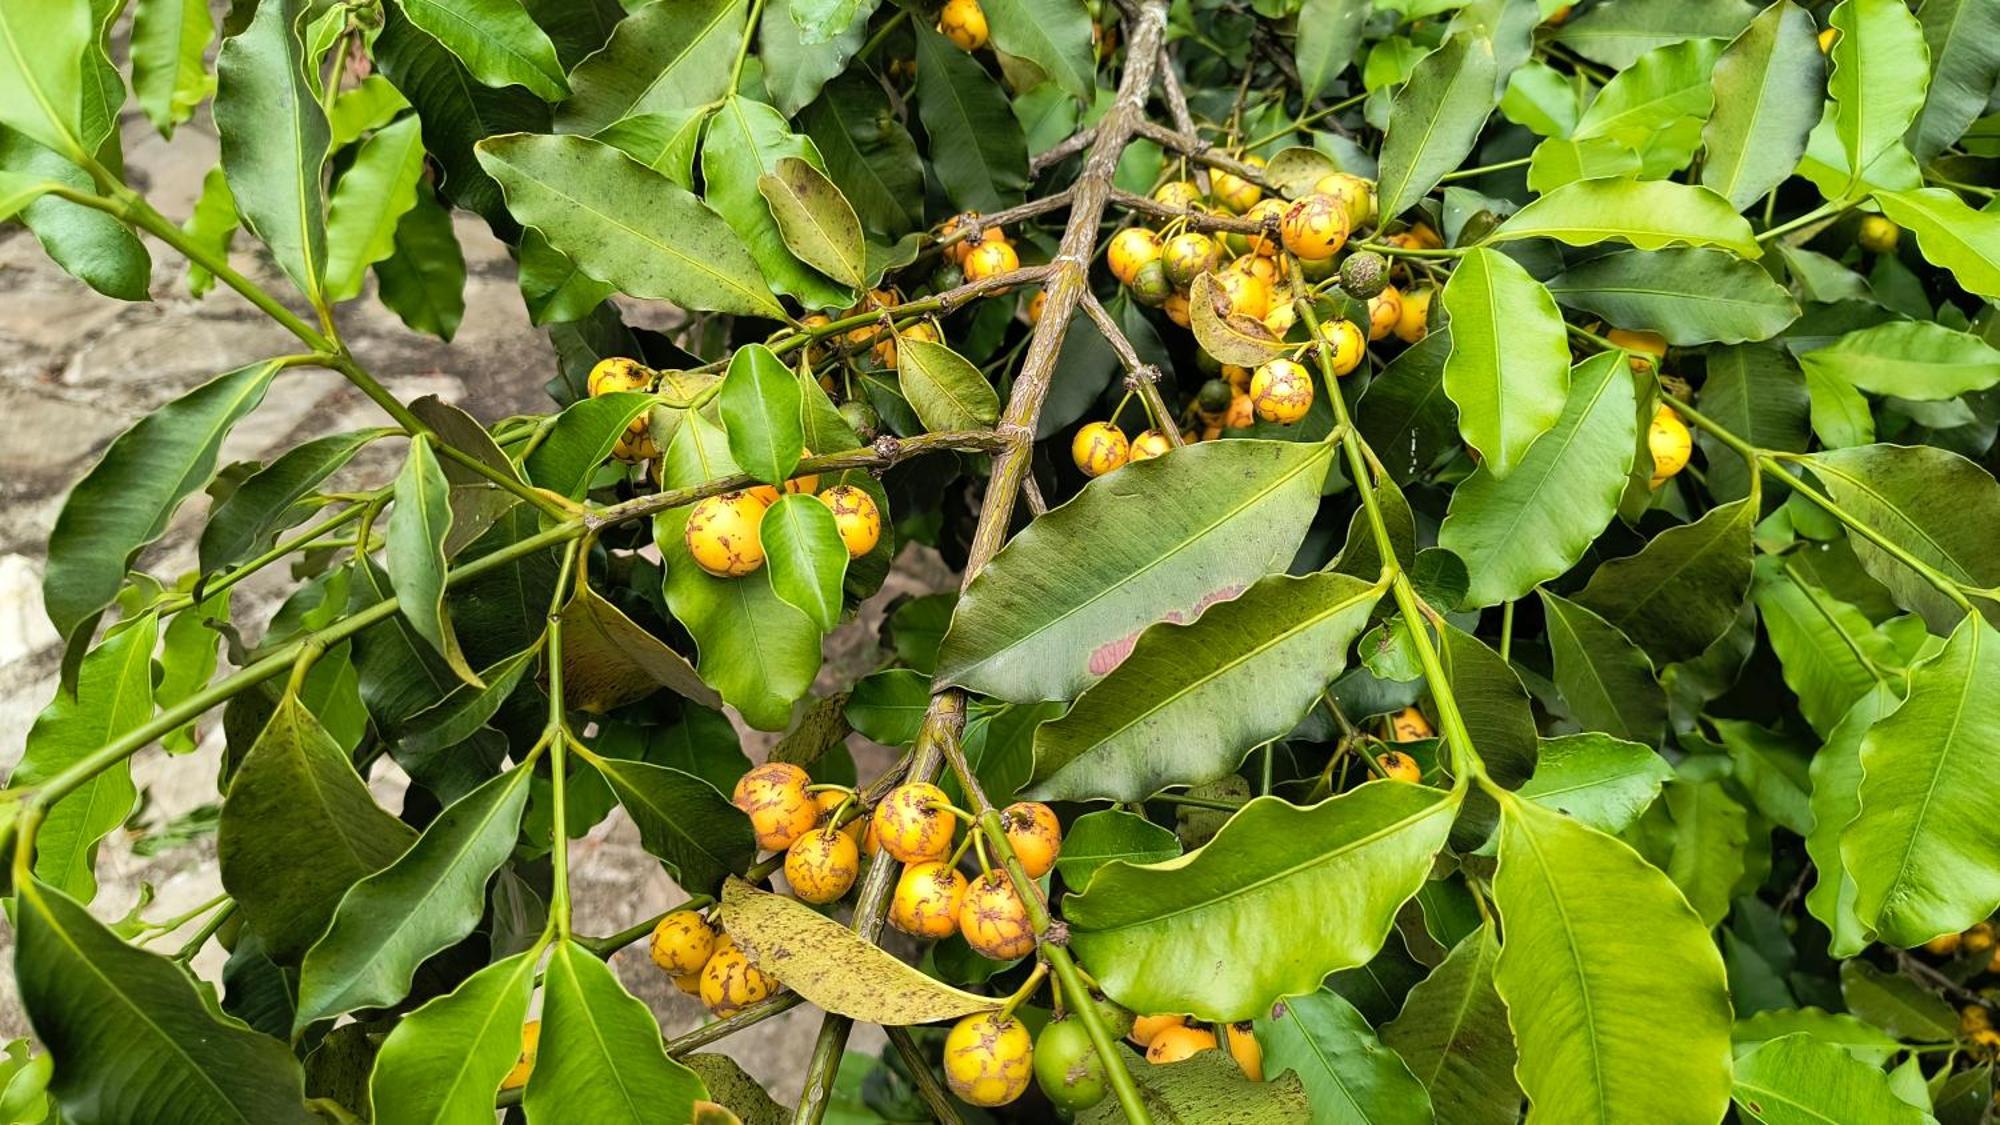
(875, 320, 938, 369)
(1925, 931, 1964, 956)
(1858, 214, 1899, 253)
(1395, 287, 1433, 344)
(959, 870, 1036, 961)
(1817, 26, 1836, 52)
(1211, 156, 1266, 214)
(1281, 193, 1351, 260)
(891, 860, 969, 938)
(1224, 392, 1255, 430)
(817, 484, 882, 559)
(1607, 328, 1668, 373)
(1152, 179, 1203, 211)
(1249, 358, 1314, 424)
(1241, 198, 1288, 256)
(1072, 421, 1129, 477)
(1222, 363, 1252, 391)
(1319, 319, 1367, 376)
(685, 491, 769, 578)
(748, 449, 821, 506)
(785, 827, 861, 904)
(672, 969, 703, 995)
(1964, 922, 1996, 955)
(588, 356, 651, 397)
(649, 910, 718, 976)
(1129, 1014, 1186, 1048)
(965, 239, 1019, 287)
(1961, 1004, 1992, 1035)
(1391, 706, 1433, 742)
(1261, 295, 1297, 338)
(1367, 286, 1403, 341)
(1390, 222, 1444, 250)
(1129, 429, 1173, 461)
(1313, 172, 1376, 228)
(1000, 801, 1063, 878)
(1377, 751, 1422, 783)
(941, 212, 1004, 265)
(1109, 228, 1164, 286)
(501, 1020, 540, 1091)
(700, 943, 778, 1017)
(943, 1011, 1034, 1107)
(1648, 406, 1692, 488)
(937, 0, 988, 51)
(1229, 253, 1282, 287)
(1146, 1025, 1219, 1064)
(1225, 1022, 1263, 1081)
(1162, 231, 1221, 289)
(1213, 269, 1273, 321)
(812, 788, 866, 844)
(612, 410, 659, 462)
(731, 762, 817, 851)
(1025, 288, 1047, 323)
(871, 782, 958, 863)
(1163, 292, 1190, 327)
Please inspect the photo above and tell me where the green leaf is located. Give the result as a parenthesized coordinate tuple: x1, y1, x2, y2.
(0, 135, 151, 301)
(199, 429, 393, 574)
(1491, 794, 1733, 1124)
(1909, 0, 2000, 161)
(368, 945, 539, 1125)
(1056, 809, 1182, 888)
(1357, 328, 1457, 485)
(389, 437, 479, 686)
(1379, 926, 1521, 1125)
(702, 96, 854, 310)
(1540, 590, 1666, 747)
(913, 22, 1029, 211)
(1375, 36, 1499, 221)
(1551, 0, 1755, 69)
(1800, 360, 1876, 449)
(1696, 345, 1809, 503)
(1752, 565, 1892, 738)
(799, 71, 923, 238)
(588, 751, 757, 894)
(1524, 136, 1641, 194)
(1827, 0, 1929, 198)
(129, 0, 213, 137)
(981, 0, 1095, 101)
(1712, 718, 1812, 835)
(1295, 0, 1370, 100)
(1066, 785, 1460, 1022)
(215, 0, 329, 300)
(1257, 988, 1433, 1124)
(11, 615, 156, 902)
(328, 74, 410, 148)
(324, 114, 427, 302)
(295, 764, 531, 1029)
(396, 648, 538, 764)
(1076, 1051, 1312, 1124)
(1799, 319, 2000, 401)
(1439, 247, 1571, 478)
(719, 880, 998, 1023)
(560, 582, 719, 714)
(758, 156, 866, 289)
(1439, 622, 1539, 787)
(44, 358, 283, 677)
(1732, 1007, 1904, 1062)
(1572, 497, 1756, 665)
(1700, 0, 1825, 209)
(1438, 351, 1635, 606)
(1840, 959, 1956, 1041)
(720, 343, 806, 486)
(0, 0, 90, 158)
(1805, 445, 2000, 632)
(937, 440, 1333, 703)
(1030, 572, 1381, 802)
(761, 494, 849, 633)
(375, 188, 468, 340)
(555, 0, 743, 134)
(1636, 776, 1749, 925)
(1843, 614, 2000, 947)
(475, 133, 783, 318)
(1872, 187, 2000, 301)
(1490, 179, 1761, 257)
(218, 696, 417, 961)
(846, 668, 929, 745)
(1804, 685, 1899, 955)
(523, 391, 653, 500)
(399, 0, 567, 102)
(896, 336, 1001, 433)
(1573, 38, 1720, 177)
(1732, 1033, 1932, 1125)
(156, 592, 227, 755)
(1515, 732, 1672, 835)
(760, 0, 864, 115)
(16, 878, 316, 1124)
(524, 942, 706, 1122)
(1546, 248, 1799, 345)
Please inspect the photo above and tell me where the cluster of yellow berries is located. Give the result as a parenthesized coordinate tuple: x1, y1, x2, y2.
(940, 211, 1021, 288)
(650, 909, 782, 1018)
(936, 0, 988, 51)
(586, 356, 663, 462)
(941, 997, 1267, 1110)
(682, 478, 882, 579)
(878, 784, 1062, 959)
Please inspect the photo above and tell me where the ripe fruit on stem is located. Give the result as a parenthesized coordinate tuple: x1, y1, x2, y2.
(1648, 406, 1692, 488)
(732, 762, 818, 851)
(1250, 358, 1314, 424)
(1145, 1024, 1218, 1064)
(686, 491, 770, 578)
(1129, 1013, 1186, 1048)
(1073, 421, 1130, 477)
(502, 1020, 540, 1091)
(960, 870, 1036, 960)
(937, 0, 988, 51)
(1000, 801, 1063, 877)
(649, 910, 718, 976)
(1320, 318, 1367, 376)
(891, 860, 969, 938)
(1225, 1021, 1264, 1080)
(944, 1011, 1034, 1106)
(700, 943, 778, 1017)
(871, 782, 958, 863)
(785, 827, 861, 904)
(1366, 285, 1403, 341)
(1280, 193, 1350, 260)
(1129, 429, 1172, 461)
(1377, 750, 1421, 783)
(817, 485, 882, 558)
(1390, 706, 1433, 742)
(1108, 227, 1163, 285)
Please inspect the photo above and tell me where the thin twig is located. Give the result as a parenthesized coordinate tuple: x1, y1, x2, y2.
(1078, 291, 1183, 446)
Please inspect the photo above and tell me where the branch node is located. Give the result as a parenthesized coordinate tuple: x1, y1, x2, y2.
(1043, 919, 1071, 948)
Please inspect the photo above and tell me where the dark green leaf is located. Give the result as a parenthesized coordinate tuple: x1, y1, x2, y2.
(1540, 590, 1666, 747)
(399, 0, 568, 102)
(324, 114, 427, 302)
(0, 132, 152, 301)
(1909, 0, 2000, 161)
(215, 0, 328, 299)
(799, 72, 923, 239)
(199, 429, 394, 574)
(555, 0, 744, 134)
(389, 436, 479, 685)
(1546, 249, 1798, 345)
(523, 941, 706, 1120)
(1700, 0, 1825, 209)
(374, 187, 468, 340)
(896, 336, 1001, 433)
(560, 582, 719, 714)
(1295, 0, 1370, 100)
(1804, 444, 2000, 632)
(1258, 988, 1433, 1124)
(760, 0, 864, 115)
(914, 22, 1029, 212)
(1572, 497, 1755, 665)
(587, 753, 757, 894)
(1376, 36, 1499, 221)
(1379, 926, 1520, 1125)
(982, 0, 1096, 101)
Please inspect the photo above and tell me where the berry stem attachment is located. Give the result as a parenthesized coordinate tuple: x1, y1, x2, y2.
(999, 961, 1051, 1019)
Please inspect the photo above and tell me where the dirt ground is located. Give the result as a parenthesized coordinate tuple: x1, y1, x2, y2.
(0, 104, 936, 1106)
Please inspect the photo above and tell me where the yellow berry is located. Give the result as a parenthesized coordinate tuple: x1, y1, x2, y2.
(1146, 1024, 1218, 1064)
(1152, 180, 1203, 211)
(1962, 1004, 1993, 1034)
(1072, 421, 1130, 477)
(1129, 1013, 1186, 1048)
(649, 910, 718, 976)
(1129, 429, 1173, 462)
(941, 212, 1002, 265)
(1249, 358, 1314, 424)
(891, 860, 969, 938)
(1858, 213, 1900, 253)
(959, 870, 1036, 961)
(672, 969, 703, 995)
(1281, 193, 1351, 260)
(1607, 327, 1668, 373)
(1162, 231, 1221, 289)
(871, 782, 957, 864)
(937, 0, 988, 51)
(1224, 391, 1255, 430)
(1319, 319, 1367, 376)
(587, 356, 650, 397)
(1213, 269, 1273, 321)
(1109, 228, 1164, 286)
(817, 484, 882, 559)
(1965, 922, 1996, 954)
(612, 410, 659, 462)
(1366, 285, 1403, 341)
(685, 491, 770, 578)
(965, 239, 1019, 287)
(1925, 931, 1964, 956)
(1648, 406, 1692, 488)
(943, 1011, 1034, 1107)
(501, 1019, 540, 1091)
(700, 944, 778, 1017)
(1000, 801, 1062, 878)
(1390, 706, 1433, 742)
(1242, 197, 1288, 256)
(785, 827, 861, 905)
(1377, 751, 1422, 783)
(1221, 363, 1252, 391)
(1817, 26, 1836, 52)
(1025, 288, 1047, 323)
(1313, 172, 1376, 228)
(1211, 155, 1266, 214)
(1162, 292, 1190, 327)
(1225, 1021, 1264, 1081)
(731, 762, 817, 851)
(1395, 286, 1433, 344)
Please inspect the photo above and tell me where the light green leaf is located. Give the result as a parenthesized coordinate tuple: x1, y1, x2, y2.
(1379, 926, 1521, 1125)
(1800, 361, 1877, 449)
(0, 137, 149, 300)
(1732, 1033, 1933, 1125)
(523, 942, 707, 1123)
(474, 133, 783, 318)
(1551, 0, 1755, 69)
(1055, 809, 1182, 888)
(522, 391, 653, 500)
(1642, 776, 1748, 922)
(758, 156, 867, 289)
(701, 95, 854, 310)
(720, 343, 806, 486)
(761, 494, 849, 633)
(1711, 718, 1813, 835)
(555, 0, 743, 134)
(1525, 136, 1641, 194)
(130, 0, 213, 137)
(1066, 785, 1460, 1022)
(1909, 0, 2000, 161)
(1732, 1007, 1904, 1062)
(1573, 38, 1721, 177)
(1258, 989, 1434, 1124)
(324, 114, 427, 302)
(1541, 590, 1666, 747)
(375, 188, 468, 340)
(369, 945, 540, 1125)
(760, 0, 865, 116)
(1546, 249, 1799, 344)
(215, 0, 329, 300)
(897, 336, 1002, 434)
(936, 440, 1334, 703)
(1295, 0, 1370, 100)
(1376, 36, 1499, 220)
(1438, 351, 1635, 606)
(1695, 345, 1809, 502)
(1826, 0, 1929, 198)
(1804, 445, 2000, 632)
(0, 0, 89, 158)
(1492, 794, 1733, 1124)
(1029, 572, 1381, 802)
(1700, 0, 1825, 209)
(400, 0, 568, 102)
(1440, 246, 1571, 478)
(981, 0, 1096, 101)
(1516, 732, 1673, 835)
(329, 74, 410, 148)
(389, 436, 479, 686)
(1752, 564, 1893, 738)
(1799, 318, 2000, 401)
(913, 22, 1029, 211)
(1572, 497, 1756, 665)
(1803, 685, 1899, 956)
(1873, 187, 2000, 301)
(1490, 179, 1761, 257)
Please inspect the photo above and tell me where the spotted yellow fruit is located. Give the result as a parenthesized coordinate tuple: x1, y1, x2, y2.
(944, 1011, 1034, 1107)
(937, 0, 988, 50)
(816, 484, 882, 559)
(1162, 291, 1190, 327)
(501, 1019, 540, 1091)
(1319, 319, 1367, 376)
(1221, 363, 1252, 391)
(1648, 406, 1692, 488)
(1281, 193, 1350, 260)
(1224, 392, 1255, 430)
(731, 762, 817, 851)
(1395, 286, 1433, 344)
(1162, 231, 1221, 289)
(685, 491, 769, 578)
(1962, 1004, 1993, 1035)
(1241, 197, 1288, 256)
(587, 356, 651, 397)
(700, 944, 778, 1017)
(1313, 171, 1376, 228)
(1109, 228, 1164, 286)
(1129, 1014, 1186, 1048)
(1211, 155, 1266, 214)
(1072, 421, 1130, 477)
(1214, 269, 1273, 321)
(672, 969, 703, 995)
(1249, 358, 1314, 424)
(1367, 285, 1403, 342)
(965, 239, 1019, 288)
(1000, 801, 1063, 878)
(1146, 1024, 1218, 1064)
(1152, 179, 1203, 211)
(1225, 1022, 1264, 1081)
(649, 910, 718, 976)
(1858, 213, 1899, 253)
(872, 782, 958, 864)
(960, 870, 1036, 961)
(1262, 296, 1297, 338)
(785, 827, 861, 905)
(1230, 252, 1282, 286)
(891, 860, 969, 938)
(941, 212, 1003, 265)
(811, 789, 866, 846)
(1377, 750, 1422, 783)
(876, 320, 939, 369)
(1390, 705, 1433, 742)
(1607, 327, 1667, 373)
(1965, 922, 1996, 954)
(1129, 429, 1173, 462)
(612, 410, 659, 462)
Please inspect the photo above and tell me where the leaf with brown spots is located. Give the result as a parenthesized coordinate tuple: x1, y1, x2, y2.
(1190, 273, 1289, 366)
